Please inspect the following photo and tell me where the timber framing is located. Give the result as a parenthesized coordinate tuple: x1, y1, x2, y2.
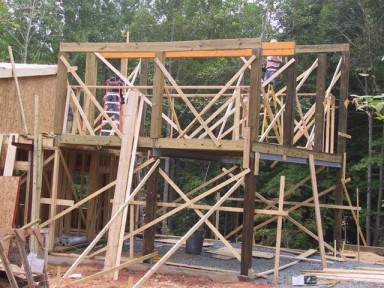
(1, 38, 357, 287)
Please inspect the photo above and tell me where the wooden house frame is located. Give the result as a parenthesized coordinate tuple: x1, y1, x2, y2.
(1, 38, 360, 286)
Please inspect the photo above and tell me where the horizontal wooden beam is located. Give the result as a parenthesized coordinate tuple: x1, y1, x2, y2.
(41, 198, 74, 206)
(60, 38, 261, 53)
(100, 42, 295, 59)
(262, 41, 295, 56)
(296, 43, 349, 54)
(58, 135, 342, 165)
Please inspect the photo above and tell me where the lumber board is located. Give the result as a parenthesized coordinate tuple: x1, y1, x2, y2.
(60, 38, 262, 52)
(206, 247, 274, 259)
(3, 134, 18, 176)
(257, 249, 317, 276)
(273, 176, 285, 285)
(68, 252, 157, 286)
(166, 261, 239, 274)
(154, 238, 213, 247)
(309, 154, 327, 268)
(344, 244, 384, 255)
(296, 43, 349, 53)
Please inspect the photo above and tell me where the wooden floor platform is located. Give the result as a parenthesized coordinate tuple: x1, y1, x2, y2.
(57, 134, 342, 168)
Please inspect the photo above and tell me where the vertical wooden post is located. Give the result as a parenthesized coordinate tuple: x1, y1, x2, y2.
(54, 52, 69, 133)
(86, 152, 99, 240)
(143, 157, 159, 261)
(314, 54, 327, 152)
(64, 152, 76, 234)
(140, 59, 149, 136)
(240, 48, 262, 278)
(283, 55, 297, 147)
(309, 155, 327, 269)
(48, 149, 60, 251)
(150, 52, 165, 139)
(333, 50, 350, 249)
(273, 176, 285, 285)
(104, 91, 140, 276)
(84, 53, 98, 130)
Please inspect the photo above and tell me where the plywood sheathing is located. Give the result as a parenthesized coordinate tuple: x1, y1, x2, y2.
(0, 176, 21, 229)
(0, 76, 56, 134)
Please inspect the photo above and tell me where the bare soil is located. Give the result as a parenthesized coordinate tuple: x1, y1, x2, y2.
(48, 264, 271, 288)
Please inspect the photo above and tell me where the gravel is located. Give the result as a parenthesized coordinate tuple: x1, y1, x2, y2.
(144, 240, 384, 288)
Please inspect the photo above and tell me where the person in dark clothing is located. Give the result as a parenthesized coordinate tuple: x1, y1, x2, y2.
(106, 75, 125, 104)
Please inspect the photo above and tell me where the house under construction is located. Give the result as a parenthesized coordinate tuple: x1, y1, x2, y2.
(0, 38, 361, 286)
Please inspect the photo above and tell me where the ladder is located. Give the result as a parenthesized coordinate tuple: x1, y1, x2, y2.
(100, 78, 123, 135)
(100, 92, 121, 135)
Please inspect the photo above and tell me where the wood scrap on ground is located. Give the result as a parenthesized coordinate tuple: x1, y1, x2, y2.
(303, 268, 384, 284)
(206, 246, 274, 259)
(255, 249, 317, 277)
(155, 238, 214, 247)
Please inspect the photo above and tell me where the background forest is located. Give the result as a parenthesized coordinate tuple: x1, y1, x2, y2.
(1, 0, 384, 249)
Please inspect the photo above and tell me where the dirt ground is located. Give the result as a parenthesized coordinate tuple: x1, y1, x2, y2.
(48, 264, 271, 288)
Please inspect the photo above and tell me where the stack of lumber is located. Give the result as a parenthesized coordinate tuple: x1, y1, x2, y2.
(303, 267, 384, 284)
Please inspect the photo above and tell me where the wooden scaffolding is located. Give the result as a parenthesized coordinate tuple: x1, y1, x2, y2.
(0, 38, 360, 286)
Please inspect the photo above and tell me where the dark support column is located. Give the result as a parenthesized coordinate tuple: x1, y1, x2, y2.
(150, 52, 165, 139)
(283, 55, 297, 147)
(143, 157, 159, 262)
(333, 50, 350, 250)
(240, 48, 262, 278)
(54, 52, 69, 133)
(314, 54, 327, 152)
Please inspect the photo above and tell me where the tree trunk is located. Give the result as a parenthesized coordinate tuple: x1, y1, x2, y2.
(366, 109, 373, 245)
(373, 124, 384, 246)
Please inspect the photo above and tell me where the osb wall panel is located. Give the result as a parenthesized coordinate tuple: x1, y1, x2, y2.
(0, 75, 57, 134)
(0, 176, 21, 229)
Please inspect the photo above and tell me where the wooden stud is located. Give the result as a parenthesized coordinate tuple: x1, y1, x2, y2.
(54, 51, 69, 133)
(150, 52, 166, 139)
(139, 59, 148, 136)
(3, 134, 18, 176)
(48, 149, 60, 251)
(314, 54, 327, 152)
(341, 180, 367, 246)
(86, 152, 99, 240)
(309, 155, 327, 268)
(273, 176, 285, 285)
(84, 53, 98, 131)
